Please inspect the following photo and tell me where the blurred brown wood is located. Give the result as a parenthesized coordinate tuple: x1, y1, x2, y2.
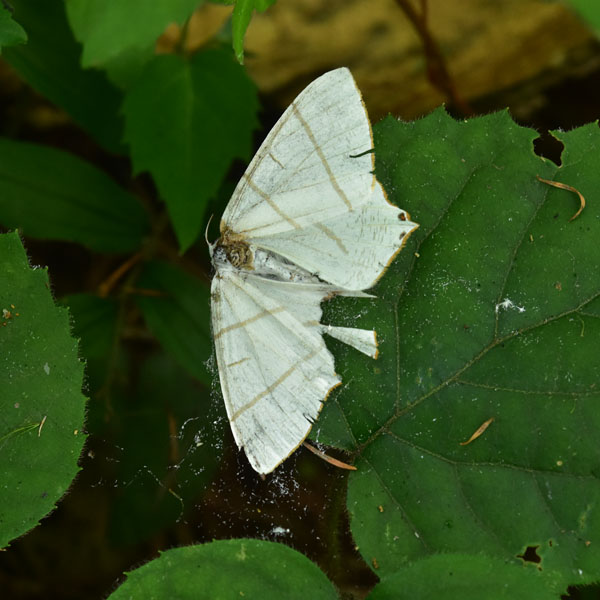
(238, 0, 597, 120)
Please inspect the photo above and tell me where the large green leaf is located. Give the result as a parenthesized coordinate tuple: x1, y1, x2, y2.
(367, 553, 561, 599)
(109, 539, 338, 599)
(2, 0, 125, 154)
(0, 5, 27, 53)
(0, 138, 149, 252)
(135, 260, 213, 384)
(311, 111, 599, 590)
(65, 0, 199, 68)
(122, 48, 258, 250)
(0, 232, 87, 548)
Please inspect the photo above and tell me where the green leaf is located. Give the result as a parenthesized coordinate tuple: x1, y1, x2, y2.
(312, 110, 599, 589)
(123, 48, 258, 250)
(135, 260, 213, 384)
(0, 232, 87, 548)
(107, 352, 225, 546)
(566, 0, 600, 33)
(0, 138, 149, 253)
(100, 43, 156, 89)
(367, 553, 561, 599)
(61, 292, 224, 545)
(60, 293, 119, 360)
(65, 0, 199, 68)
(109, 539, 338, 599)
(232, 0, 275, 63)
(0, 5, 27, 53)
(2, 0, 125, 154)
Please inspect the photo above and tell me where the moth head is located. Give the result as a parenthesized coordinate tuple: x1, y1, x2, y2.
(212, 244, 228, 266)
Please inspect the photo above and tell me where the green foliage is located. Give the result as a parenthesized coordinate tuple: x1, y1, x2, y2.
(314, 110, 600, 589)
(61, 293, 119, 361)
(2, 0, 125, 153)
(0, 232, 87, 548)
(104, 352, 225, 546)
(60, 291, 225, 546)
(65, 0, 200, 67)
(231, 0, 276, 63)
(367, 554, 562, 599)
(1, 2, 598, 596)
(122, 48, 258, 250)
(207, 0, 277, 63)
(567, 0, 600, 33)
(135, 261, 213, 384)
(0, 5, 27, 53)
(109, 539, 339, 599)
(0, 137, 149, 252)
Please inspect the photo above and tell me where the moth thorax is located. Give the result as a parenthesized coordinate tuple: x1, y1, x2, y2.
(225, 240, 254, 269)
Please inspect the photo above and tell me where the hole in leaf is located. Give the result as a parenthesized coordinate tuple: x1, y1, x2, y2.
(562, 582, 600, 600)
(533, 132, 564, 166)
(516, 545, 542, 568)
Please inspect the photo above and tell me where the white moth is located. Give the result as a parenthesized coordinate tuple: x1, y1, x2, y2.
(209, 68, 418, 475)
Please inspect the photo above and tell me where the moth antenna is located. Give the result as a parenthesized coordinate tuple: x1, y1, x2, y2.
(205, 214, 217, 257)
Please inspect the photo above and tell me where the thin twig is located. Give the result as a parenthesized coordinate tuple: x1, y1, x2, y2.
(303, 441, 357, 471)
(97, 252, 143, 298)
(394, 0, 473, 116)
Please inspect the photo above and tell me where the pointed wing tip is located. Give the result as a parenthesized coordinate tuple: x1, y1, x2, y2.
(313, 66, 355, 88)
